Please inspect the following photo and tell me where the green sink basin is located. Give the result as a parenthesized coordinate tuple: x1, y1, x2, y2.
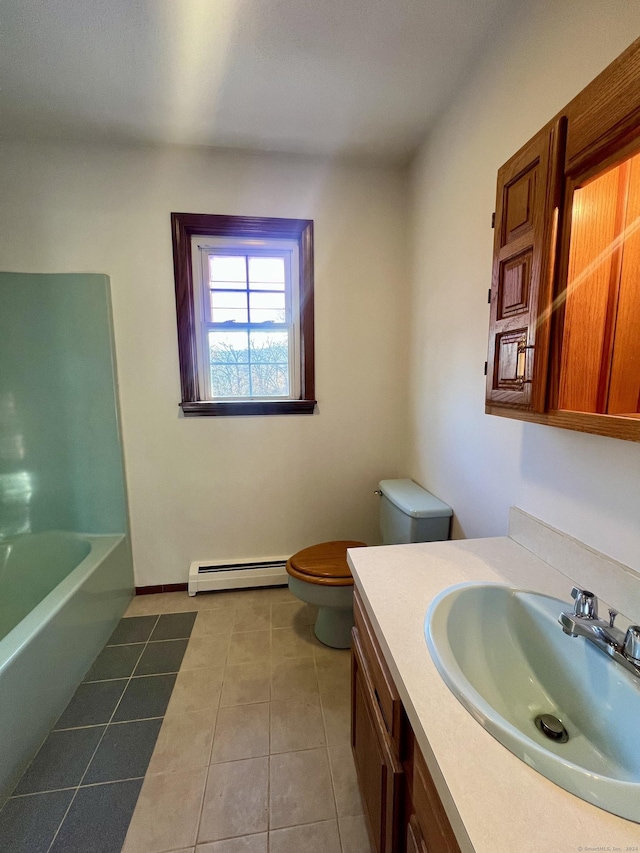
(426, 583, 640, 822)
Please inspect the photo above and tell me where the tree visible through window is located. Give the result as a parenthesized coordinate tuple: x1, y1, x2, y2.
(171, 213, 316, 416)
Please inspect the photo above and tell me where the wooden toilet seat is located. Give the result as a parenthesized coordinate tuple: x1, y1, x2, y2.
(286, 540, 367, 587)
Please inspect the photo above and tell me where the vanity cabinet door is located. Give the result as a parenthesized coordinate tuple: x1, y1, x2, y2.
(407, 815, 428, 853)
(412, 741, 461, 853)
(351, 628, 402, 853)
(486, 117, 565, 412)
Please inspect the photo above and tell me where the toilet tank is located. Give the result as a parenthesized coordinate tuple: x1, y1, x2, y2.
(378, 479, 452, 545)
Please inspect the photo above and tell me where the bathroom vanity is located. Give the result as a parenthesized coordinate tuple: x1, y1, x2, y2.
(352, 588, 460, 853)
(348, 509, 640, 853)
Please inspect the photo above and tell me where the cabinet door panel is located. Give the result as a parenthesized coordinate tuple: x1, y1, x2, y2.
(407, 815, 429, 853)
(353, 589, 403, 745)
(412, 744, 461, 853)
(486, 118, 565, 411)
(351, 629, 402, 853)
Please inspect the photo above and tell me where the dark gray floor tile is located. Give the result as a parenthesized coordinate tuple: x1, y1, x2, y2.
(133, 639, 188, 675)
(84, 644, 144, 682)
(150, 611, 197, 641)
(0, 789, 74, 853)
(112, 673, 177, 721)
(14, 727, 105, 795)
(84, 719, 162, 784)
(108, 615, 158, 646)
(49, 779, 143, 853)
(55, 680, 128, 729)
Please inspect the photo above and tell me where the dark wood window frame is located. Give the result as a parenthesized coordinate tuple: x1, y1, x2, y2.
(171, 212, 316, 416)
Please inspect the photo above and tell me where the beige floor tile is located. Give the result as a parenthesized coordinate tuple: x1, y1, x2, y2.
(220, 662, 272, 707)
(269, 820, 341, 853)
(125, 592, 196, 616)
(166, 666, 224, 716)
(320, 691, 351, 746)
(147, 709, 216, 774)
(262, 585, 297, 603)
(122, 767, 207, 853)
(210, 702, 269, 763)
(191, 610, 236, 638)
(313, 644, 351, 662)
(338, 815, 374, 853)
(316, 652, 351, 694)
(213, 588, 274, 607)
(269, 748, 336, 829)
(328, 745, 363, 817)
(195, 590, 247, 610)
(227, 630, 271, 665)
(198, 757, 269, 843)
(233, 602, 271, 632)
(196, 834, 267, 852)
(181, 634, 230, 670)
(271, 625, 317, 660)
(271, 600, 317, 629)
(270, 696, 326, 754)
(271, 658, 319, 701)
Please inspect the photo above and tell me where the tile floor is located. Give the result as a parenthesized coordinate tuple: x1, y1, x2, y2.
(0, 586, 373, 853)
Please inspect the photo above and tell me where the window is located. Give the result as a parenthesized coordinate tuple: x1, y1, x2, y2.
(171, 213, 315, 416)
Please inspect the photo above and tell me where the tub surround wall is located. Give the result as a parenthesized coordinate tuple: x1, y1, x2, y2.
(0, 273, 128, 538)
(0, 145, 409, 586)
(408, 1, 640, 572)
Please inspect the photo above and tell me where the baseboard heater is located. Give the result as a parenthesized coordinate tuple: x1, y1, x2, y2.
(188, 557, 289, 596)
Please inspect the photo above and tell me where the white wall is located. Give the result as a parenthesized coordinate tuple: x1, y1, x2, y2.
(0, 143, 409, 584)
(408, 0, 640, 572)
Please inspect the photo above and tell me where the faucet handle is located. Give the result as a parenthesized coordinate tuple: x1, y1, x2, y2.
(623, 626, 640, 662)
(571, 587, 598, 619)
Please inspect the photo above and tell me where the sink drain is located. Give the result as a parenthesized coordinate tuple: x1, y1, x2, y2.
(534, 714, 568, 743)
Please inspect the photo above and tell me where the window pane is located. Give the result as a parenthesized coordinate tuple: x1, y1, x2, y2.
(210, 256, 246, 283)
(210, 290, 248, 324)
(209, 331, 249, 364)
(249, 331, 289, 363)
(250, 363, 290, 397)
(211, 364, 250, 397)
(249, 291, 285, 323)
(249, 257, 285, 289)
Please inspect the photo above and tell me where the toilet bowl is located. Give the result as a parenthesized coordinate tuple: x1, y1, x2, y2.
(286, 541, 366, 649)
(286, 479, 453, 649)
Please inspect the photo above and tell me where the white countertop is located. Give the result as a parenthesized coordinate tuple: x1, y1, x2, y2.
(348, 536, 640, 853)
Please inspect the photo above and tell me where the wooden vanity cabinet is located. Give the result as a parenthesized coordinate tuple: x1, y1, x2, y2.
(351, 629, 402, 853)
(352, 590, 461, 853)
(486, 36, 640, 441)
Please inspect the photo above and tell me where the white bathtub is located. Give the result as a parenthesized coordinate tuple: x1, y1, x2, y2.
(0, 531, 133, 803)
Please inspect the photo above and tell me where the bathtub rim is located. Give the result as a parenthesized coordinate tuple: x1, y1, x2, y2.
(0, 531, 127, 670)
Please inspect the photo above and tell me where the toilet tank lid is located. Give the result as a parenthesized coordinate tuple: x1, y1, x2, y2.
(378, 479, 453, 519)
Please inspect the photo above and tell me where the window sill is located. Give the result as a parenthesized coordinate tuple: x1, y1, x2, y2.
(180, 400, 317, 417)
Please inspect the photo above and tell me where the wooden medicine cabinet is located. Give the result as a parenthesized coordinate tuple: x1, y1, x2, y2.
(486, 37, 640, 441)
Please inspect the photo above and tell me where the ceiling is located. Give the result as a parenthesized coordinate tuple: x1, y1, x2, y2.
(0, 0, 512, 163)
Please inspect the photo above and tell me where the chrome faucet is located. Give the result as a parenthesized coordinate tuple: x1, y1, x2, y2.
(559, 588, 640, 679)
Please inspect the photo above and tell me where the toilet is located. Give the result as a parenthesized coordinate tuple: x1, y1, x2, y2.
(286, 479, 453, 648)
